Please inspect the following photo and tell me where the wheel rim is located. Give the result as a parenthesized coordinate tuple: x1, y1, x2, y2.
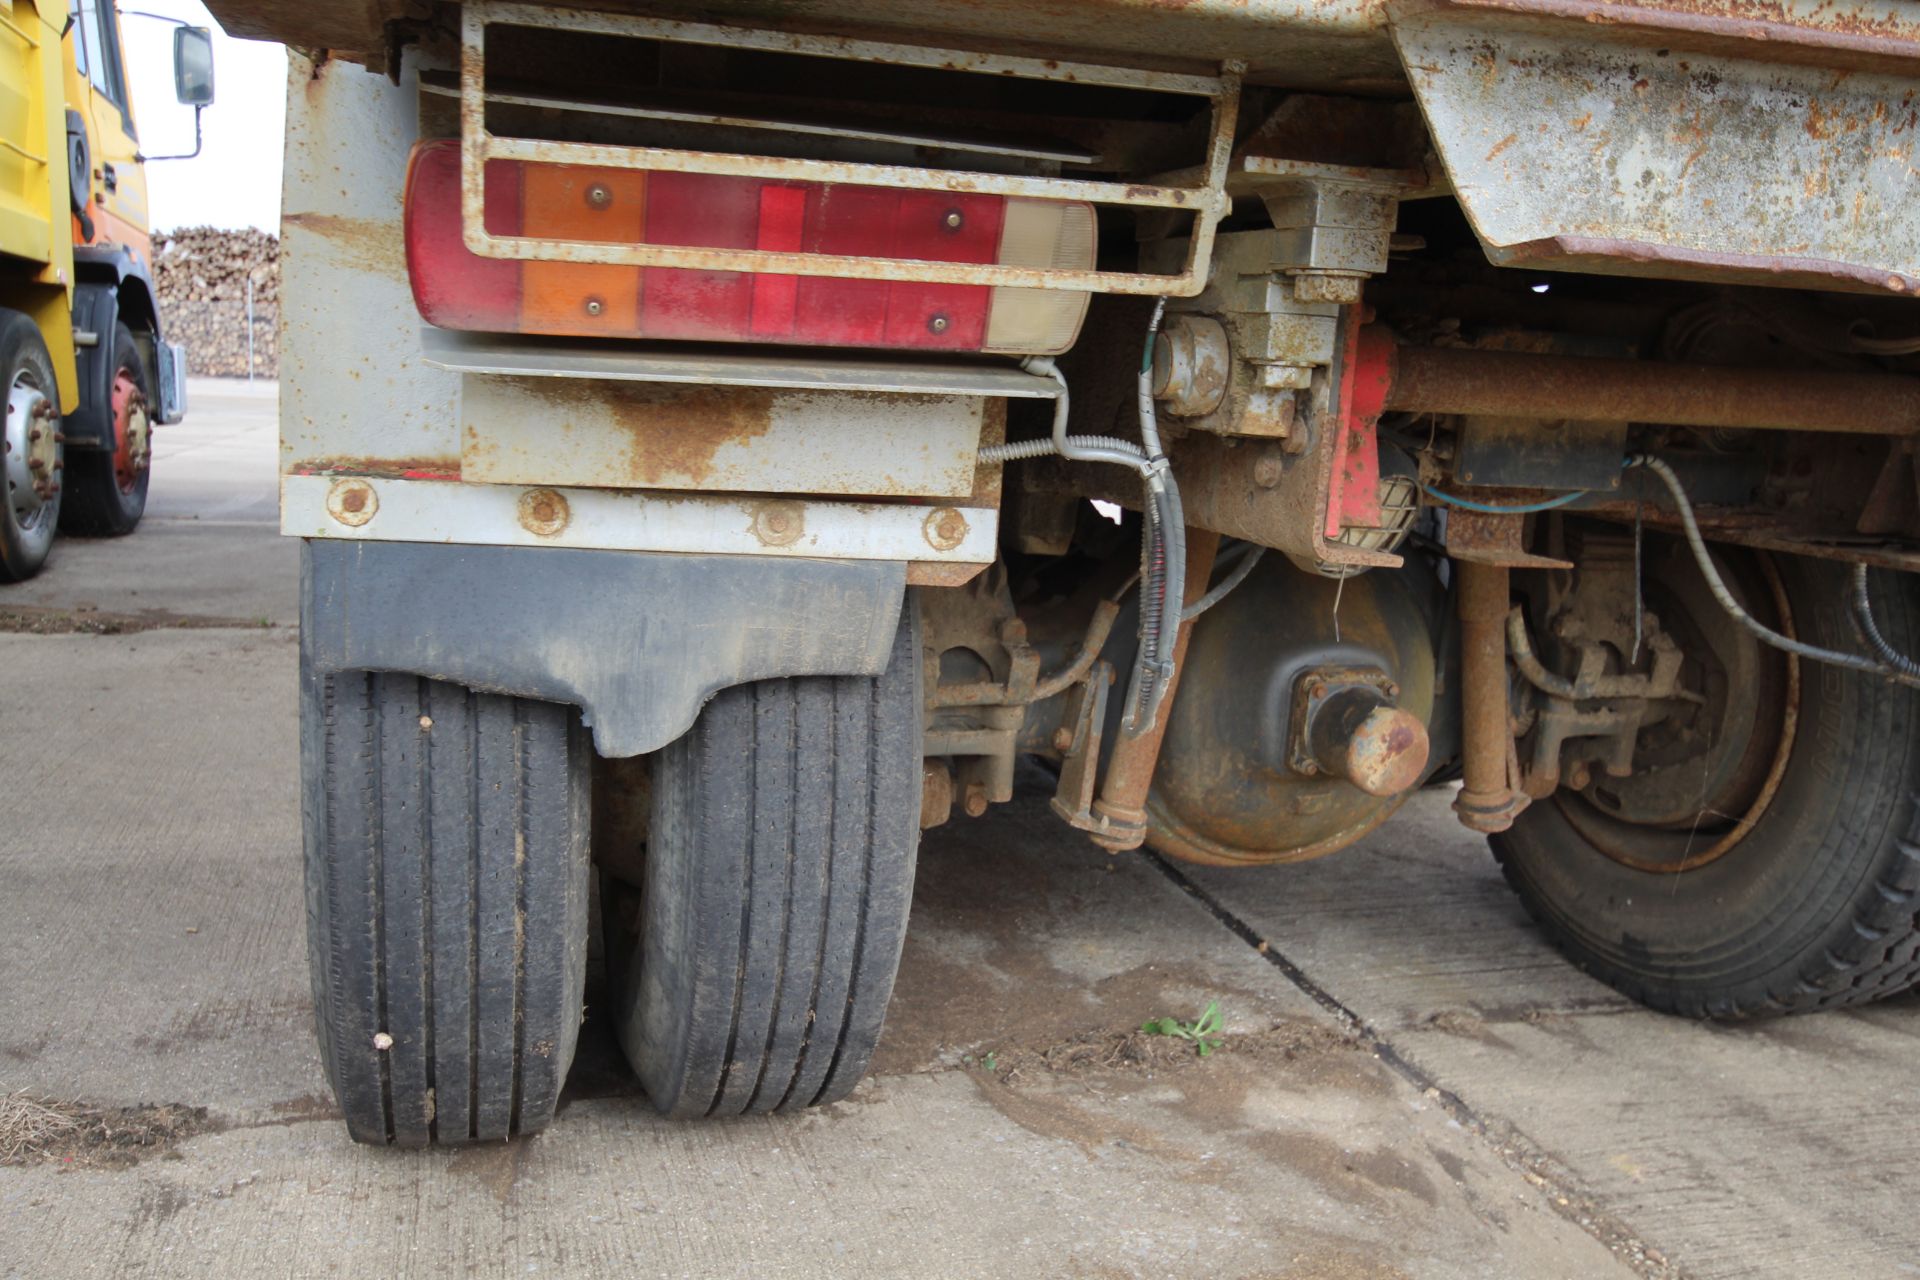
(4, 365, 58, 532)
(111, 366, 150, 496)
(1550, 547, 1798, 874)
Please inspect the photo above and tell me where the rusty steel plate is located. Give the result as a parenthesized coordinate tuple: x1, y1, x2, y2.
(1395, 2, 1920, 295)
(459, 376, 988, 498)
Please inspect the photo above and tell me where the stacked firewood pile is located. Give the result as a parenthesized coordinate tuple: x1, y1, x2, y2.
(152, 227, 280, 378)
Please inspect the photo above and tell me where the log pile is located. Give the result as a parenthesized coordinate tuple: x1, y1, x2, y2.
(152, 227, 281, 378)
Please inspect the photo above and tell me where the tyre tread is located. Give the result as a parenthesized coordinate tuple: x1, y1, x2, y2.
(304, 668, 587, 1145)
(626, 605, 919, 1117)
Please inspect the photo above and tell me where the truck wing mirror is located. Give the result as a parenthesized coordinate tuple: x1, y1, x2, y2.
(173, 26, 214, 106)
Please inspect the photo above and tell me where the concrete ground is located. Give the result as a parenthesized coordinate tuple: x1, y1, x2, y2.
(2, 381, 1917, 1278)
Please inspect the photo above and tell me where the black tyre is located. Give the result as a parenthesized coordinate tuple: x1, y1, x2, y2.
(303, 659, 591, 1145)
(0, 308, 62, 582)
(60, 322, 150, 536)
(606, 601, 922, 1118)
(1494, 550, 1920, 1016)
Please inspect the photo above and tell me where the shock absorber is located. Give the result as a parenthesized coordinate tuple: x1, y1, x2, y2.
(1452, 559, 1529, 834)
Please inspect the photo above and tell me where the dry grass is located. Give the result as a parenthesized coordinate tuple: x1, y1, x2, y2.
(0, 1092, 81, 1164)
(0, 1094, 216, 1168)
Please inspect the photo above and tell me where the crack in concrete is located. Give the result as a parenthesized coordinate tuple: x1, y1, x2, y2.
(1145, 851, 1687, 1280)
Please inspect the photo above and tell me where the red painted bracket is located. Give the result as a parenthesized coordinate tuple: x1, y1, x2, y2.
(1323, 312, 1393, 540)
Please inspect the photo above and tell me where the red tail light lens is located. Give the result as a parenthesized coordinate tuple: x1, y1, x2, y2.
(403, 140, 1094, 356)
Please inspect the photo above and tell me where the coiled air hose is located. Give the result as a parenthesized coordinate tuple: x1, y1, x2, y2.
(978, 301, 1186, 731)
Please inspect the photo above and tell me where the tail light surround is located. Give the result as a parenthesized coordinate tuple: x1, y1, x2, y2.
(405, 140, 1097, 356)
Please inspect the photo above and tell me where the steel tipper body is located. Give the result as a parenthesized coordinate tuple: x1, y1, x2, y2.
(0, 0, 197, 579)
(212, 0, 1920, 1147)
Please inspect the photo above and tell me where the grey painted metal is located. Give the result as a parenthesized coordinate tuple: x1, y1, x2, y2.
(458, 375, 987, 497)
(282, 473, 1000, 561)
(1394, 11, 1920, 294)
(420, 327, 1061, 397)
(458, 1, 1243, 297)
(280, 50, 466, 480)
(301, 538, 907, 757)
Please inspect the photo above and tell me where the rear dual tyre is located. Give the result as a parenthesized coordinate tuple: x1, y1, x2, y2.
(302, 603, 922, 1141)
(604, 603, 923, 1117)
(303, 665, 591, 1145)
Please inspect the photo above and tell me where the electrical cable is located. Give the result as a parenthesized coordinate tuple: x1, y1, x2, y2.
(1183, 544, 1265, 621)
(1850, 563, 1920, 678)
(1626, 455, 1920, 688)
(1416, 481, 1587, 515)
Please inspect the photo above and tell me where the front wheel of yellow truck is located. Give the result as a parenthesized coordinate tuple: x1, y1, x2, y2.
(0, 308, 64, 583)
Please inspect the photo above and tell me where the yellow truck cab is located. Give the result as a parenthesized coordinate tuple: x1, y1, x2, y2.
(0, 0, 202, 580)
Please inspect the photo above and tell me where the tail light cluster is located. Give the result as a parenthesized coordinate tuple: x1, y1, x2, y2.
(403, 140, 1095, 356)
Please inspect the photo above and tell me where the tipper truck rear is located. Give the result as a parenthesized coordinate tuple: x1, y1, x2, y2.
(202, 0, 1920, 1145)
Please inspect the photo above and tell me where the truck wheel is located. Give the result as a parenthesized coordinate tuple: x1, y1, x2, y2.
(303, 660, 591, 1145)
(0, 309, 63, 582)
(60, 323, 150, 536)
(605, 602, 921, 1118)
(1493, 550, 1920, 1016)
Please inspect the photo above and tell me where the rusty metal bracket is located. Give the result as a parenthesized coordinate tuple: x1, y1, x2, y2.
(459, 1, 1242, 297)
(1443, 507, 1574, 570)
(1050, 660, 1115, 832)
(1231, 158, 1420, 307)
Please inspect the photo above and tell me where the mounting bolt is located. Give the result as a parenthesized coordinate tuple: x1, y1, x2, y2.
(963, 781, 989, 818)
(585, 183, 613, 210)
(751, 501, 806, 547)
(943, 210, 963, 230)
(517, 487, 571, 538)
(923, 507, 969, 552)
(927, 313, 950, 335)
(326, 478, 378, 527)
(1052, 725, 1075, 753)
(1253, 455, 1283, 488)
(583, 296, 605, 318)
